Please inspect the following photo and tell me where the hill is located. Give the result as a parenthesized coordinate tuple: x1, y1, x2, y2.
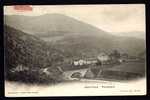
(4, 14, 146, 56)
(4, 14, 110, 37)
(114, 31, 145, 39)
(4, 25, 64, 83)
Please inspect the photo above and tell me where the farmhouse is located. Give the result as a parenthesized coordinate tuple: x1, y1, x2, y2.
(97, 52, 111, 65)
(97, 52, 110, 61)
(73, 59, 86, 66)
(73, 58, 97, 66)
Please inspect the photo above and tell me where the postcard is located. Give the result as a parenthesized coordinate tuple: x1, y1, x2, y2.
(4, 4, 146, 97)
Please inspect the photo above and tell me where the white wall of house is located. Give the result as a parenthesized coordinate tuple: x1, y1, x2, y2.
(97, 54, 110, 62)
(73, 59, 97, 66)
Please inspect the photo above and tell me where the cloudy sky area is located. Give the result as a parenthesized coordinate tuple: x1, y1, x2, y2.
(4, 4, 145, 37)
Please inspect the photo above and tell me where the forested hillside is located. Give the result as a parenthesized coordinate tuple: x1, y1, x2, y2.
(4, 25, 64, 83)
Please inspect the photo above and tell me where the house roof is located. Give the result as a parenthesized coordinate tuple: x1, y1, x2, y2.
(98, 52, 108, 56)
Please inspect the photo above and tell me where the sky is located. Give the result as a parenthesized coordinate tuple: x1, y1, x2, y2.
(4, 4, 145, 36)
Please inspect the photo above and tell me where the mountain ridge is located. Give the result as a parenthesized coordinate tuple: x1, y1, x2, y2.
(4, 14, 145, 56)
(4, 14, 114, 37)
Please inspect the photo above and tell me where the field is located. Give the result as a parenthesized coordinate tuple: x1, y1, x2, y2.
(107, 62, 146, 74)
(62, 61, 146, 81)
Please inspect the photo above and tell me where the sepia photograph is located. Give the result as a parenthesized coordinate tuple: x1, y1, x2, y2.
(4, 4, 146, 96)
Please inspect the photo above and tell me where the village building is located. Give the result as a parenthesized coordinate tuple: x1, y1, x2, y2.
(117, 53, 129, 62)
(97, 52, 110, 61)
(10, 64, 29, 73)
(73, 58, 97, 66)
(73, 59, 86, 66)
(72, 52, 112, 66)
(85, 58, 97, 64)
(97, 52, 111, 65)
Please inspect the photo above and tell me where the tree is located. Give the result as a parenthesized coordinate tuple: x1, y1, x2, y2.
(110, 50, 121, 59)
